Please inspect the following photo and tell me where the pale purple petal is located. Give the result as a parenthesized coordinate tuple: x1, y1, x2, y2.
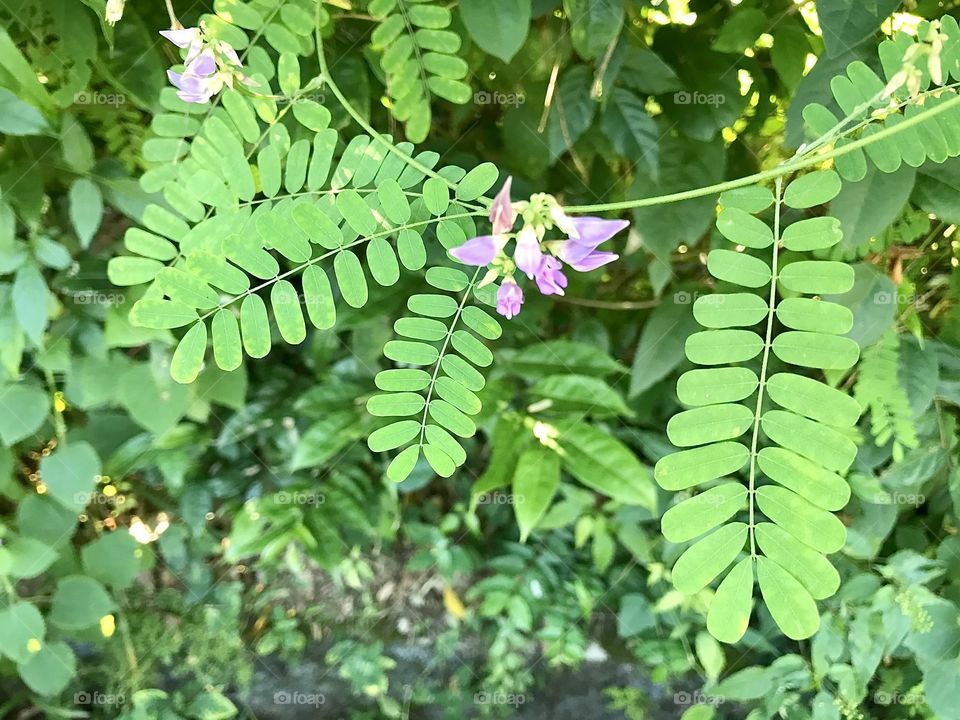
(496, 279, 523, 319)
(514, 226, 543, 278)
(450, 235, 498, 266)
(166, 69, 184, 90)
(187, 49, 217, 77)
(535, 257, 568, 295)
(489, 176, 514, 235)
(160, 28, 199, 48)
(220, 42, 242, 67)
(568, 217, 629, 250)
(567, 250, 618, 272)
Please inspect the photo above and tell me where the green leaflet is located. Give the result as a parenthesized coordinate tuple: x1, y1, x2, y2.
(671, 523, 748, 595)
(658, 179, 861, 643)
(706, 557, 753, 644)
(369, 0, 470, 141)
(367, 268, 501, 481)
(661, 483, 747, 543)
(756, 557, 820, 640)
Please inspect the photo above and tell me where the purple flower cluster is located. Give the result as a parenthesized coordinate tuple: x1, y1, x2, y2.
(450, 178, 628, 319)
(161, 27, 247, 104)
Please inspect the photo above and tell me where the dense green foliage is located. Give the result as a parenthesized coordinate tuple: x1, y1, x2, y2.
(1, 0, 960, 718)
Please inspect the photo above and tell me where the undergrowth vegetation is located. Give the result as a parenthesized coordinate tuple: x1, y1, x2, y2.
(1, 0, 959, 718)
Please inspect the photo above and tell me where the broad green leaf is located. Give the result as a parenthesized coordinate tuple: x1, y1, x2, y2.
(224, 233, 280, 279)
(0, 384, 48, 445)
(186, 252, 250, 294)
(715, 208, 773, 248)
(18, 641, 75, 697)
(80, 532, 140, 589)
(49, 575, 115, 630)
(778, 260, 855, 295)
(428, 399, 476, 437)
(772, 331, 860, 370)
(40, 441, 100, 511)
(530, 375, 630, 417)
(367, 237, 400, 286)
(335, 250, 368, 308)
(68, 178, 103, 248)
(0, 88, 49, 135)
(654, 442, 750, 491)
(780, 217, 843, 251)
(212, 309, 242, 371)
(707, 249, 771, 288)
(387, 445, 421, 482)
(367, 392, 426, 417)
(755, 523, 840, 600)
(672, 522, 748, 594)
(676, 368, 759, 406)
(693, 293, 768, 328)
(761, 409, 857, 472)
(775, 297, 852, 333)
(755, 485, 846, 554)
(6, 537, 58, 579)
(719, 185, 773, 213)
(756, 556, 820, 640)
(629, 299, 698, 397)
(171, 321, 208, 384)
(756, 447, 851, 511)
(108, 256, 164, 286)
(292, 202, 341, 249)
(782, 169, 841, 208)
(554, 420, 656, 509)
(384, 340, 439, 365)
(706, 557, 753, 643)
(368, 420, 421, 452)
(685, 330, 764, 365)
(666, 403, 753, 447)
(0, 603, 45, 663)
(458, 0, 530, 62)
(376, 369, 432, 392)
(661, 483, 748, 543)
(513, 447, 561, 541)
(271, 280, 306, 344)
(456, 162, 499, 201)
(240, 294, 271, 358)
(764, 372, 860, 427)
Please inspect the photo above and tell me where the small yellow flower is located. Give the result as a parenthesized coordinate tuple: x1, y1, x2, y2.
(26, 638, 42, 653)
(100, 614, 116, 638)
(443, 586, 466, 620)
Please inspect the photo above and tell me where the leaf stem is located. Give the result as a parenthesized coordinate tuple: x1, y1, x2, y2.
(747, 176, 782, 559)
(565, 90, 960, 213)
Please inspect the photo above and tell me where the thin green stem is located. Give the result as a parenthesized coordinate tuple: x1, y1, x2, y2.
(566, 91, 960, 213)
(747, 176, 782, 560)
(314, 6, 461, 195)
